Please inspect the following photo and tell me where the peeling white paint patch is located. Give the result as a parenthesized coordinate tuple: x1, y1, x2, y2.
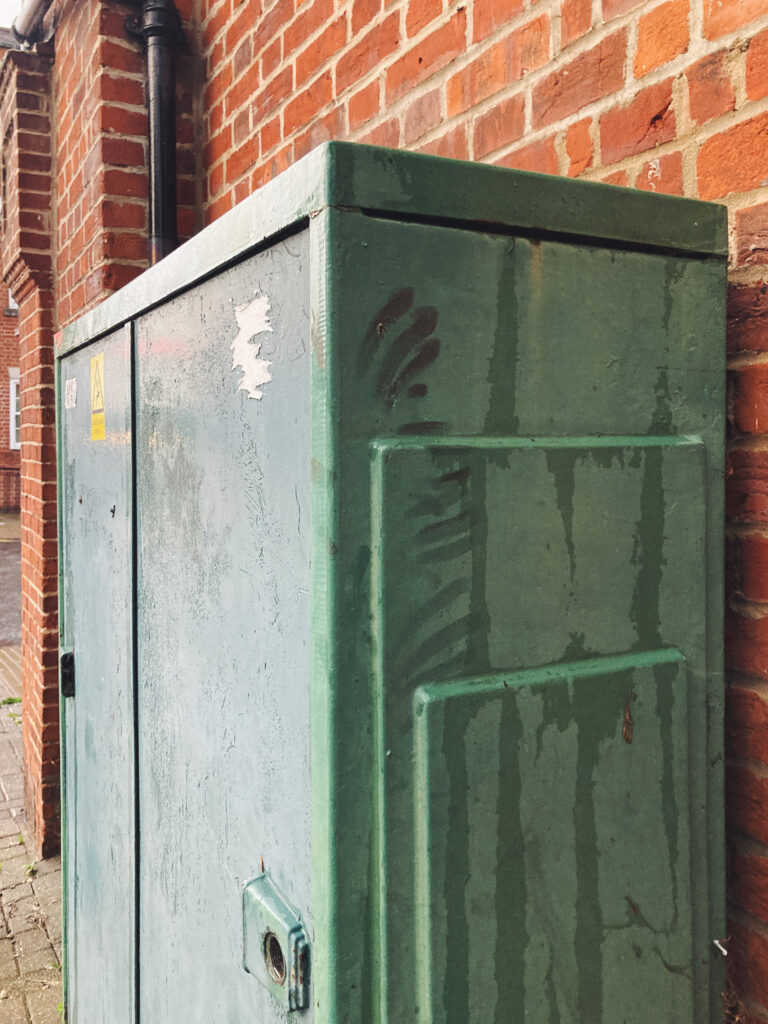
(65, 378, 77, 409)
(231, 293, 273, 399)
(645, 158, 661, 191)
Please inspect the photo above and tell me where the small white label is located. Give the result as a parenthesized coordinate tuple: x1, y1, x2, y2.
(65, 378, 77, 409)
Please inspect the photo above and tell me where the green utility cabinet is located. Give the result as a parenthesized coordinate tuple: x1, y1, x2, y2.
(57, 144, 726, 1023)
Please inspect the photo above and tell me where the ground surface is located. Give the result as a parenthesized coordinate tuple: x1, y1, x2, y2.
(0, 514, 62, 1023)
(0, 513, 21, 646)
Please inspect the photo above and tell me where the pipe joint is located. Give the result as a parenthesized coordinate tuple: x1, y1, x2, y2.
(139, 0, 181, 42)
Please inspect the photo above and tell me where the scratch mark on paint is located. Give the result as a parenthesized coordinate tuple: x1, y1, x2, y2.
(231, 293, 273, 399)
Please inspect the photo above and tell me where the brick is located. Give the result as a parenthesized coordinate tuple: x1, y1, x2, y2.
(703, 0, 768, 40)
(730, 848, 768, 922)
(348, 80, 379, 131)
(294, 106, 344, 159)
(602, 0, 643, 19)
(687, 50, 735, 124)
(258, 0, 294, 49)
(296, 17, 347, 86)
(204, 61, 233, 110)
(739, 534, 768, 602)
(561, 0, 592, 48)
(404, 88, 441, 145)
(251, 66, 293, 122)
(729, 444, 768, 524)
(352, 0, 381, 35)
(204, 0, 233, 43)
(447, 15, 549, 116)
(225, 135, 258, 183)
(473, 94, 526, 159)
(406, 0, 443, 39)
(359, 118, 400, 148)
(284, 0, 334, 54)
(514, 14, 551, 78)
(732, 363, 768, 434)
(261, 37, 282, 80)
(747, 28, 768, 101)
(498, 135, 558, 174)
(416, 123, 468, 160)
(233, 108, 251, 145)
(634, 0, 689, 78)
(386, 9, 466, 103)
(600, 168, 629, 186)
(337, 14, 400, 96)
(203, 123, 232, 167)
(566, 117, 592, 176)
(532, 29, 626, 129)
(233, 36, 252, 79)
(727, 761, 768, 843)
(447, 40, 509, 117)
(635, 150, 683, 195)
(97, 39, 144, 76)
(98, 74, 144, 108)
(474, 0, 525, 44)
(101, 137, 145, 169)
(283, 72, 332, 135)
(736, 204, 768, 267)
(102, 169, 148, 200)
(698, 111, 768, 201)
(729, 282, 768, 354)
(600, 78, 675, 165)
(225, 0, 260, 54)
(224, 58, 261, 116)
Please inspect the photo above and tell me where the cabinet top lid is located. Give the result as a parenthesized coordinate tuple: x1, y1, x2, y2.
(58, 142, 727, 357)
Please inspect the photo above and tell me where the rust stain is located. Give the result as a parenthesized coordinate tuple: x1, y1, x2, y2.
(622, 694, 636, 744)
(625, 895, 640, 917)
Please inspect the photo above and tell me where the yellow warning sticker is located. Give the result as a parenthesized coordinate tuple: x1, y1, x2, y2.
(90, 353, 105, 441)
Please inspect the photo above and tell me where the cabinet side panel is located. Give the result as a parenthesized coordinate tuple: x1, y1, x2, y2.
(322, 211, 724, 1023)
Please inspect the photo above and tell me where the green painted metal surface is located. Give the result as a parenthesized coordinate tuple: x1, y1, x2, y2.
(58, 327, 135, 1022)
(57, 143, 726, 1023)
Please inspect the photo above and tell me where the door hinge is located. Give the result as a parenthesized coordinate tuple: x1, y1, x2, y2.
(60, 651, 75, 699)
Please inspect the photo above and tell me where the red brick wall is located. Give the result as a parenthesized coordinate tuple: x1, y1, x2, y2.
(0, 47, 57, 857)
(54, 0, 198, 327)
(0, 292, 20, 512)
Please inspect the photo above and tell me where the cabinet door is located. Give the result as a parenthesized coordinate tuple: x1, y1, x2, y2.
(59, 327, 135, 1023)
(133, 232, 313, 1023)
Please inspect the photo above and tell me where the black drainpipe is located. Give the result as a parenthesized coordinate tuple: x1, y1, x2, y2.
(132, 1, 181, 265)
(11, 0, 54, 48)
(14, 0, 181, 267)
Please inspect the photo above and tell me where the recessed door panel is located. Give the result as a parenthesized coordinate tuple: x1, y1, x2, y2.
(373, 437, 706, 1023)
(413, 652, 691, 1024)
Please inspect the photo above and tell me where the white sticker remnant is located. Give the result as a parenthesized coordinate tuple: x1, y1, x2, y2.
(231, 293, 273, 400)
(65, 377, 77, 409)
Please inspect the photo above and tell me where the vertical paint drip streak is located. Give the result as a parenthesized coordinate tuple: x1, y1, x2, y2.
(494, 696, 526, 1022)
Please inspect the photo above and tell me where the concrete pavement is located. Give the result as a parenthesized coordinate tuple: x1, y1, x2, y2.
(0, 514, 63, 1023)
